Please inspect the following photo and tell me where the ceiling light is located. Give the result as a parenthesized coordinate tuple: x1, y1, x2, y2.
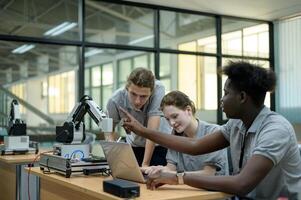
(128, 35, 154, 45)
(12, 44, 35, 54)
(44, 22, 77, 37)
(85, 49, 104, 57)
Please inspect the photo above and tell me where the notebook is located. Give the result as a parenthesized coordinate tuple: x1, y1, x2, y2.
(99, 141, 147, 183)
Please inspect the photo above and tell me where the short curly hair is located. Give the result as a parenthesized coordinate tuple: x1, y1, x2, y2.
(222, 61, 276, 106)
(126, 67, 155, 92)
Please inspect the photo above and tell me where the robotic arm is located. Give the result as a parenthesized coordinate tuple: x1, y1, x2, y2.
(8, 99, 27, 136)
(56, 95, 112, 144)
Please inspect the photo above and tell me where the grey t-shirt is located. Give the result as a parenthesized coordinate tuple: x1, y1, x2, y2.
(106, 80, 170, 147)
(166, 120, 229, 175)
(221, 106, 301, 199)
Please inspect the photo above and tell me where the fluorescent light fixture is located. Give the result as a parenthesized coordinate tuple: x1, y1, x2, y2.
(85, 49, 104, 57)
(128, 35, 154, 45)
(12, 44, 35, 54)
(44, 22, 77, 37)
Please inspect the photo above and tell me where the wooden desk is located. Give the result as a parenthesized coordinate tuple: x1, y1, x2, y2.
(29, 167, 230, 200)
(0, 153, 39, 200)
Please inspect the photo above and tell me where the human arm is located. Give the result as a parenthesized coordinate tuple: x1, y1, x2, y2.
(142, 163, 177, 175)
(120, 107, 229, 155)
(186, 165, 217, 176)
(141, 142, 177, 174)
(147, 154, 273, 196)
(104, 131, 118, 141)
(142, 115, 161, 167)
(142, 82, 167, 167)
(146, 164, 216, 181)
(145, 150, 218, 188)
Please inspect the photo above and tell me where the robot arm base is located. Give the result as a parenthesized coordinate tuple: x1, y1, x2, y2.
(8, 123, 27, 136)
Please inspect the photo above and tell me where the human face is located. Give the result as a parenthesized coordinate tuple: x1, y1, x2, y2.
(220, 79, 241, 119)
(127, 83, 152, 110)
(163, 105, 192, 133)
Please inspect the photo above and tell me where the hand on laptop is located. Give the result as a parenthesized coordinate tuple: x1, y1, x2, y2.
(140, 166, 150, 173)
(146, 169, 178, 190)
(142, 165, 165, 176)
(119, 107, 145, 135)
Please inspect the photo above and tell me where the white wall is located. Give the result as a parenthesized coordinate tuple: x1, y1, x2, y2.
(274, 16, 301, 140)
(25, 78, 48, 126)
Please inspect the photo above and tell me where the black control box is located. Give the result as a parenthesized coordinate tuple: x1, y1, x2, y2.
(103, 179, 140, 198)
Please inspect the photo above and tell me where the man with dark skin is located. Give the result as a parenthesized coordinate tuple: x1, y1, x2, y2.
(120, 61, 301, 199)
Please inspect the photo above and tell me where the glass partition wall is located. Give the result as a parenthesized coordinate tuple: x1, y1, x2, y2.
(0, 0, 273, 142)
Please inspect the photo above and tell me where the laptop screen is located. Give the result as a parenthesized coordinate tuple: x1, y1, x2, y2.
(99, 141, 146, 183)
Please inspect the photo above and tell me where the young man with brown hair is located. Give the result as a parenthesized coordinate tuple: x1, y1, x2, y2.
(106, 67, 171, 167)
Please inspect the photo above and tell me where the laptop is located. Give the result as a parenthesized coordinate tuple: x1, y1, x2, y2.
(99, 141, 147, 183)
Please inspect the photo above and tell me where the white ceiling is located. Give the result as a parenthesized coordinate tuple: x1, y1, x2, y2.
(127, 0, 301, 21)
